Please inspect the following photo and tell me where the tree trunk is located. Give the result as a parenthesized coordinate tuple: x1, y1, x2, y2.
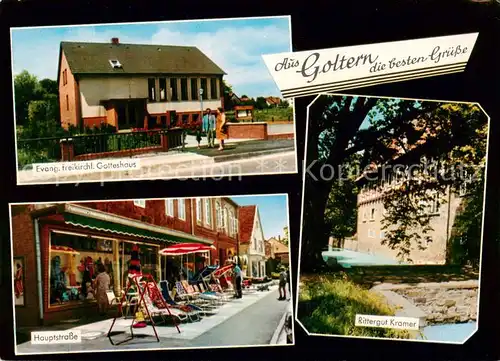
(300, 178, 332, 272)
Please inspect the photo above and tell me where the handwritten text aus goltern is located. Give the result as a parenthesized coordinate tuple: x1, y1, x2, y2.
(274, 52, 378, 83)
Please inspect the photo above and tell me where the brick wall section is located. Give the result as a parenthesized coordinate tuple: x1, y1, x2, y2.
(59, 52, 79, 129)
(11, 205, 40, 327)
(78, 199, 239, 263)
(73, 146, 163, 161)
(226, 123, 268, 139)
(83, 116, 107, 128)
(79, 200, 192, 234)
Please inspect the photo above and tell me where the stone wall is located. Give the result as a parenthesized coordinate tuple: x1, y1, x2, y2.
(356, 187, 464, 265)
(393, 282, 478, 324)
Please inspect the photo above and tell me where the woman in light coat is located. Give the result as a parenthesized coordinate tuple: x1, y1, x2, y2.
(215, 107, 228, 151)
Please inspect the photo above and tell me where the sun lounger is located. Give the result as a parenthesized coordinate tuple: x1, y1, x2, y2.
(196, 283, 225, 305)
(175, 281, 197, 301)
(142, 291, 199, 323)
(161, 281, 216, 315)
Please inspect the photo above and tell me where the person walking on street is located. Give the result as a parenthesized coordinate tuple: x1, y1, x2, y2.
(232, 261, 243, 298)
(202, 108, 216, 148)
(278, 267, 287, 301)
(216, 107, 228, 151)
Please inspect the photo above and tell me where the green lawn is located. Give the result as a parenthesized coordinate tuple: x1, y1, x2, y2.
(298, 273, 412, 339)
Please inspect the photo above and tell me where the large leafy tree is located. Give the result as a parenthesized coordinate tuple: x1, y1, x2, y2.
(222, 80, 234, 111)
(14, 70, 42, 126)
(301, 95, 487, 271)
(14, 71, 61, 137)
(324, 154, 360, 248)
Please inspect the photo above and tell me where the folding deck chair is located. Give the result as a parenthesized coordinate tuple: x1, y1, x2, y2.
(107, 274, 181, 345)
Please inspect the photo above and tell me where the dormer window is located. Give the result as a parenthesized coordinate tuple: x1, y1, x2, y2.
(109, 59, 122, 69)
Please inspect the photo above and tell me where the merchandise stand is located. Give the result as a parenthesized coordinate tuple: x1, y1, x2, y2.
(107, 273, 180, 345)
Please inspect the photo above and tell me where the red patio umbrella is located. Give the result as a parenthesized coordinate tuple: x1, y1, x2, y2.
(158, 243, 215, 281)
(158, 243, 215, 256)
(212, 264, 233, 279)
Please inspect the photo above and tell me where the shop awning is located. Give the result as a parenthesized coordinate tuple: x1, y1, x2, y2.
(61, 205, 213, 245)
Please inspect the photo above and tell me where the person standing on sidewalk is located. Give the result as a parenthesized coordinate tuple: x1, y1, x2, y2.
(95, 263, 111, 315)
(278, 267, 287, 301)
(232, 261, 243, 298)
(202, 108, 216, 148)
(216, 107, 228, 151)
(286, 267, 290, 299)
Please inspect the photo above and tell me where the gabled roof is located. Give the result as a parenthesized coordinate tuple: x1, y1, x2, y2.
(238, 205, 257, 244)
(60, 41, 226, 76)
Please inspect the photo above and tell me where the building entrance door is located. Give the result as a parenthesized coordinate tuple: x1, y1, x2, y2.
(115, 99, 146, 130)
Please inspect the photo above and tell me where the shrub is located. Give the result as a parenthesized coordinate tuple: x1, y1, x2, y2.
(298, 274, 412, 339)
(17, 149, 54, 169)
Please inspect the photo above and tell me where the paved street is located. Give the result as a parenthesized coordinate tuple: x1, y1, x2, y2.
(15, 288, 292, 355)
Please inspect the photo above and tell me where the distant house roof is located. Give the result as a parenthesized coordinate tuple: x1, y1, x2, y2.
(238, 205, 257, 244)
(265, 96, 281, 105)
(60, 40, 226, 76)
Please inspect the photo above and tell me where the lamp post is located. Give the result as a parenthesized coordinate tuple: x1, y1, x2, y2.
(199, 88, 204, 124)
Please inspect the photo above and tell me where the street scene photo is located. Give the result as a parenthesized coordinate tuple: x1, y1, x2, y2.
(10, 194, 293, 355)
(297, 94, 488, 343)
(11, 16, 296, 185)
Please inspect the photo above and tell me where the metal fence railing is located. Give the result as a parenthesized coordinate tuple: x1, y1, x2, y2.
(17, 128, 184, 169)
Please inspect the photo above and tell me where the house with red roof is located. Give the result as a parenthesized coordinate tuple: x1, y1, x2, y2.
(238, 205, 266, 278)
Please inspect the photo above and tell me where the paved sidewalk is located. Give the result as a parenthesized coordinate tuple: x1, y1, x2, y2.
(15, 286, 290, 355)
(18, 139, 295, 184)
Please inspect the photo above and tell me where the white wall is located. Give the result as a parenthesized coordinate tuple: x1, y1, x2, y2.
(79, 77, 148, 118)
(147, 99, 221, 114)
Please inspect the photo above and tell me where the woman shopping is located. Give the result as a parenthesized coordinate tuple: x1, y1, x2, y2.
(95, 263, 111, 315)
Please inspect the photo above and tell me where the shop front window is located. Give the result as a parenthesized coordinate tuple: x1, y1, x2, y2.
(49, 232, 115, 306)
(49, 231, 160, 307)
(119, 242, 160, 287)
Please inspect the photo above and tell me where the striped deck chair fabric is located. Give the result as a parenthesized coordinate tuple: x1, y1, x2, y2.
(181, 281, 200, 298)
(142, 290, 191, 323)
(175, 281, 191, 300)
